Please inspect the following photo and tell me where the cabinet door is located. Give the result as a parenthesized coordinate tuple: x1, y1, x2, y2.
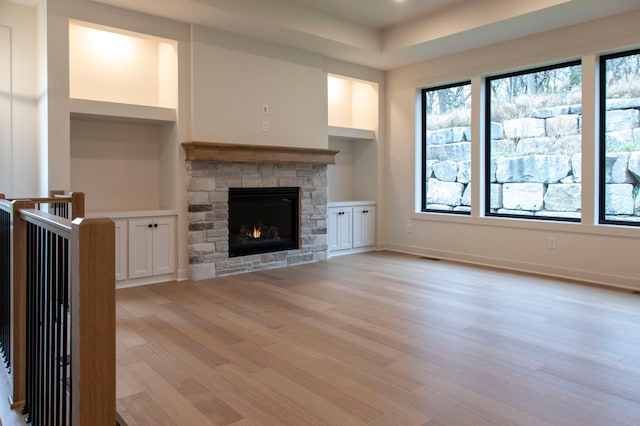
(328, 207, 352, 251)
(353, 206, 376, 248)
(128, 218, 154, 279)
(114, 219, 128, 281)
(328, 207, 341, 251)
(152, 216, 176, 275)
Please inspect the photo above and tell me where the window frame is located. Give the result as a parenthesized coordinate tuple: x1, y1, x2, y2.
(598, 48, 640, 227)
(420, 80, 472, 215)
(484, 59, 582, 223)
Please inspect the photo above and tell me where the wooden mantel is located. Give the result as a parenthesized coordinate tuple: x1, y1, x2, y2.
(182, 141, 339, 164)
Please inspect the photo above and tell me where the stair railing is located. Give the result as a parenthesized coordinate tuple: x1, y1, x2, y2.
(0, 192, 115, 425)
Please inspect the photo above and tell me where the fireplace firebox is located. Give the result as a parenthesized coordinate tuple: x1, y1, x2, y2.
(228, 187, 299, 257)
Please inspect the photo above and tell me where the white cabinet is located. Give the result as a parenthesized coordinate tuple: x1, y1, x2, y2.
(93, 211, 177, 287)
(114, 219, 128, 281)
(328, 207, 352, 251)
(328, 202, 376, 256)
(128, 216, 176, 279)
(353, 206, 376, 248)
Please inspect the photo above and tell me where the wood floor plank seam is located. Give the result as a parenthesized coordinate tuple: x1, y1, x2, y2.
(111, 251, 640, 425)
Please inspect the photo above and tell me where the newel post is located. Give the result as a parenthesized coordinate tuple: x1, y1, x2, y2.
(9, 199, 34, 408)
(70, 217, 115, 426)
(70, 192, 85, 220)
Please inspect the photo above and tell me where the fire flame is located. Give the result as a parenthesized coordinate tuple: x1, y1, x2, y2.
(251, 226, 261, 239)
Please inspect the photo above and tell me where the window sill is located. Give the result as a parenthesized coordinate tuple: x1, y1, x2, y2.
(411, 210, 640, 239)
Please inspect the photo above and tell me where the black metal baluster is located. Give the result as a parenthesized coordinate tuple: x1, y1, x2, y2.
(44, 231, 57, 424)
(0, 209, 9, 372)
(36, 226, 44, 424)
(44, 228, 50, 424)
(62, 236, 70, 425)
(54, 233, 62, 425)
(24, 222, 33, 422)
(39, 227, 46, 424)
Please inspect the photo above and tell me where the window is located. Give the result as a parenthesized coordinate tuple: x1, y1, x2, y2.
(421, 81, 472, 214)
(485, 61, 582, 221)
(600, 49, 640, 225)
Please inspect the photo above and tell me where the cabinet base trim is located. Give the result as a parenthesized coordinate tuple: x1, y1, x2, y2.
(328, 246, 377, 258)
(116, 273, 177, 289)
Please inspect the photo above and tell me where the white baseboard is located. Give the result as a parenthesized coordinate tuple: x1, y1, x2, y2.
(176, 268, 189, 281)
(328, 246, 376, 258)
(115, 273, 177, 289)
(381, 243, 640, 292)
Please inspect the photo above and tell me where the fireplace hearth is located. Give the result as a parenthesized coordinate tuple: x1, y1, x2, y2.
(228, 187, 299, 257)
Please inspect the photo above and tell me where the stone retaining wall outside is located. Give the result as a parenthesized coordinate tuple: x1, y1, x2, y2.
(426, 99, 640, 221)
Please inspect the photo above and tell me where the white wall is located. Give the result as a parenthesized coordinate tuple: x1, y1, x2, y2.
(328, 139, 353, 201)
(42, 0, 71, 196)
(70, 118, 162, 212)
(384, 10, 640, 289)
(0, 1, 38, 197)
(0, 25, 10, 193)
(191, 25, 327, 149)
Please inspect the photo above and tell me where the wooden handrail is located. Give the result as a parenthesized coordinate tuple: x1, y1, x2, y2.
(20, 209, 73, 236)
(6, 196, 69, 202)
(1, 191, 84, 220)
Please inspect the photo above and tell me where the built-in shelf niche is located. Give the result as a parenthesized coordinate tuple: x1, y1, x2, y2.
(69, 21, 179, 214)
(328, 74, 377, 132)
(327, 74, 378, 202)
(69, 21, 178, 112)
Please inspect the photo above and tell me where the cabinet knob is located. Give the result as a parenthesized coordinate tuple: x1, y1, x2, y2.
(148, 224, 153, 228)
(154, 224, 158, 228)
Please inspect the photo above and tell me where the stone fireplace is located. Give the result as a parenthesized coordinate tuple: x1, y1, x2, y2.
(183, 142, 338, 280)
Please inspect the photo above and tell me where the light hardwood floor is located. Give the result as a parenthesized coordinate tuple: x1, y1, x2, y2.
(115, 251, 640, 425)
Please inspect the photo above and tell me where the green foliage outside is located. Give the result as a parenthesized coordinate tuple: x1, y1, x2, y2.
(426, 55, 640, 157)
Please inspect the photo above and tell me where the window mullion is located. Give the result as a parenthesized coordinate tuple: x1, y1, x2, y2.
(581, 54, 598, 226)
(470, 76, 484, 217)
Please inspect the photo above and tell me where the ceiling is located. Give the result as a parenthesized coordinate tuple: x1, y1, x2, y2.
(88, 0, 640, 70)
(286, 0, 469, 29)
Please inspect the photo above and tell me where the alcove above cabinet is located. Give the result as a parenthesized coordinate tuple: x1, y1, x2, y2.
(69, 21, 178, 121)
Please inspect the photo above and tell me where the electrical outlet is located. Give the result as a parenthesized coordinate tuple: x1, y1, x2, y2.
(406, 223, 412, 233)
(262, 104, 269, 114)
(547, 237, 557, 249)
(262, 120, 269, 132)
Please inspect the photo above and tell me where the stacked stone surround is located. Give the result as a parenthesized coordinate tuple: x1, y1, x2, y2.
(186, 161, 329, 280)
